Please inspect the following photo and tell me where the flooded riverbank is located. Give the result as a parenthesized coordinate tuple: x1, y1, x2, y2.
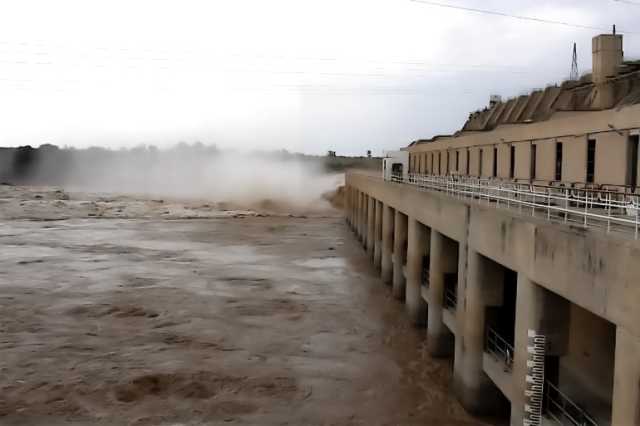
(0, 186, 497, 425)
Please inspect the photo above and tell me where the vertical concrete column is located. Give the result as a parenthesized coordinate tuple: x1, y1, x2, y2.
(346, 186, 353, 226)
(345, 187, 351, 226)
(367, 196, 375, 258)
(612, 326, 640, 426)
(359, 192, 365, 241)
(454, 250, 504, 415)
(392, 211, 408, 300)
(373, 200, 383, 270)
(511, 274, 545, 426)
(406, 217, 428, 326)
(453, 239, 468, 389)
(381, 204, 394, 284)
(353, 189, 358, 231)
(350, 188, 355, 229)
(351, 188, 357, 231)
(353, 189, 361, 238)
(359, 193, 367, 244)
(427, 231, 456, 357)
(355, 191, 360, 236)
(510, 274, 569, 425)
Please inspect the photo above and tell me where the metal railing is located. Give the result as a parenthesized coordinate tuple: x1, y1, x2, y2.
(391, 172, 404, 183)
(444, 287, 457, 310)
(384, 173, 640, 239)
(544, 381, 599, 426)
(485, 327, 514, 372)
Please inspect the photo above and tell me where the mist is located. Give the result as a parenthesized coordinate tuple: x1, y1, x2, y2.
(69, 150, 344, 212)
(1, 144, 378, 212)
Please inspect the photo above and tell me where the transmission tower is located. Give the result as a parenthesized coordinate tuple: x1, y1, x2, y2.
(570, 42, 579, 81)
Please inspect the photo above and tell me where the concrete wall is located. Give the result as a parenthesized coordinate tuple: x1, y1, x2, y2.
(561, 304, 616, 403)
(407, 103, 640, 186)
(594, 132, 627, 185)
(497, 144, 510, 178)
(562, 135, 587, 183)
(514, 142, 531, 180)
(535, 138, 555, 181)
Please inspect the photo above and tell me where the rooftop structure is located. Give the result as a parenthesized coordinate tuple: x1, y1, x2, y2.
(413, 34, 639, 139)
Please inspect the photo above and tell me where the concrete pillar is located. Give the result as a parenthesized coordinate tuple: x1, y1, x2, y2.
(355, 190, 360, 233)
(511, 275, 544, 426)
(611, 326, 640, 426)
(510, 275, 569, 425)
(353, 189, 360, 239)
(373, 200, 383, 270)
(345, 186, 353, 227)
(367, 196, 375, 258)
(381, 204, 394, 284)
(453, 239, 467, 391)
(392, 210, 408, 300)
(359, 193, 365, 243)
(406, 217, 428, 326)
(427, 231, 457, 357)
(352, 189, 358, 232)
(359, 193, 367, 245)
(454, 250, 504, 415)
(345, 187, 351, 226)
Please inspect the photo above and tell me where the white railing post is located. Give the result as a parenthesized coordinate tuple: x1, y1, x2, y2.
(584, 190, 588, 227)
(532, 185, 536, 217)
(607, 192, 611, 234)
(564, 188, 569, 224)
(632, 201, 640, 240)
(519, 185, 523, 215)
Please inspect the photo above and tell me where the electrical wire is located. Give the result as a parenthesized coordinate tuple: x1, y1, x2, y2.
(611, 0, 640, 6)
(409, 0, 639, 34)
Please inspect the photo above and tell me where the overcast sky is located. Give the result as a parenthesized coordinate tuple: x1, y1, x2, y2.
(0, 0, 638, 155)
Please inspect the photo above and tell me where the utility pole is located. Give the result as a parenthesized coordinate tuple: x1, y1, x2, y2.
(570, 42, 579, 81)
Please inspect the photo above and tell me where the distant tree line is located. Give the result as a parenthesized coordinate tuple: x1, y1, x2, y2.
(0, 143, 381, 185)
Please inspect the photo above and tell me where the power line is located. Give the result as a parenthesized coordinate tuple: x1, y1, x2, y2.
(611, 0, 640, 6)
(409, 0, 639, 34)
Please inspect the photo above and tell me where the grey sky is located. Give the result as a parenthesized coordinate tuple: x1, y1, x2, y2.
(0, 0, 638, 155)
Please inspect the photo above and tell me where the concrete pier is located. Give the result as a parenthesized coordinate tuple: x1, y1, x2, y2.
(511, 274, 569, 424)
(454, 250, 504, 415)
(381, 204, 394, 284)
(353, 190, 358, 234)
(427, 231, 456, 357)
(373, 200, 383, 270)
(349, 188, 355, 229)
(392, 210, 408, 300)
(367, 196, 375, 258)
(359, 193, 367, 245)
(452, 238, 467, 403)
(406, 218, 428, 326)
(612, 327, 640, 426)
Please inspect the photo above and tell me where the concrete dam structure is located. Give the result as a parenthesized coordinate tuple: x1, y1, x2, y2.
(345, 33, 640, 426)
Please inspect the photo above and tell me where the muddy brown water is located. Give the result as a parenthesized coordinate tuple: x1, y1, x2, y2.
(0, 187, 500, 426)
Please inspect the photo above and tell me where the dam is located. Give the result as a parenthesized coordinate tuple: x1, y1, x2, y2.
(345, 32, 640, 426)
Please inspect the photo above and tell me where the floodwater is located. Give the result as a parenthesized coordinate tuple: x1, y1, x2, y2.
(0, 185, 497, 426)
